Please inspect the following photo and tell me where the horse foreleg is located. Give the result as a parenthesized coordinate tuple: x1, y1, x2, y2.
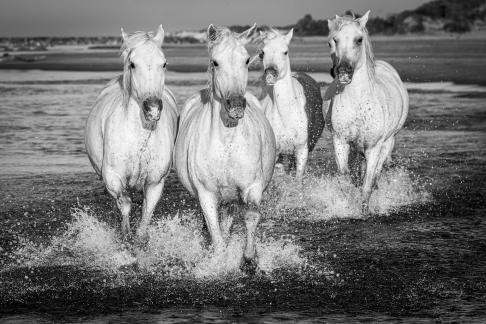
(241, 186, 263, 274)
(198, 189, 224, 253)
(104, 170, 132, 240)
(136, 180, 165, 242)
(333, 135, 350, 175)
(295, 143, 308, 182)
(362, 143, 383, 212)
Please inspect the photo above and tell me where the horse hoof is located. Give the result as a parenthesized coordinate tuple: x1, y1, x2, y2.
(240, 257, 258, 276)
(361, 202, 371, 215)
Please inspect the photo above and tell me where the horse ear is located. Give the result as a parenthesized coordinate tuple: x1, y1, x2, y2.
(327, 19, 334, 31)
(207, 24, 218, 43)
(121, 27, 128, 43)
(285, 28, 294, 44)
(238, 23, 257, 44)
(153, 24, 165, 46)
(357, 10, 370, 28)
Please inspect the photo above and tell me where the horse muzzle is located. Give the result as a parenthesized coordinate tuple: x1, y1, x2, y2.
(263, 66, 279, 85)
(335, 61, 354, 85)
(222, 94, 246, 128)
(142, 97, 163, 122)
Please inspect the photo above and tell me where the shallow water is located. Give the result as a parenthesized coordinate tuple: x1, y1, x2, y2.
(0, 70, 485, 322)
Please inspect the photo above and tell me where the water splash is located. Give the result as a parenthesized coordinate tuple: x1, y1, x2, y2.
(264, 166, 431, 220)
(6, 208, 305, 279)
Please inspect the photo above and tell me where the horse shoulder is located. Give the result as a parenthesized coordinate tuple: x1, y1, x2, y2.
(258, 86, 274, 113)
(246, 91, 266, 115)
(162, 87, 178, 115)
(245, 92, 276, 151)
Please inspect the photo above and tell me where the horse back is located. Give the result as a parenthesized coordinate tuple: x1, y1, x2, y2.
(292, 72, 325, 152)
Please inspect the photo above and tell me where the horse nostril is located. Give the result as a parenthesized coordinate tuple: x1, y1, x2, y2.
(143, 100, 150, 111)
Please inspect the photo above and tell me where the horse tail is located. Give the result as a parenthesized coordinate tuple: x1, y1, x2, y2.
(292, 72, 325, 152)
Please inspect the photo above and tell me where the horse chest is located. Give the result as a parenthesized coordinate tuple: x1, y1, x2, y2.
(194, 132, 263, 197)
(332, 95, 384, 144)
(266, 98, 307, 153)
(116, 131, 171, 189)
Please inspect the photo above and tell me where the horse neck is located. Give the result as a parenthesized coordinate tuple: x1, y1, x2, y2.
(270, 62, 297, 109)
(208, 94, 231, 137)
(342, 57, 376, 96)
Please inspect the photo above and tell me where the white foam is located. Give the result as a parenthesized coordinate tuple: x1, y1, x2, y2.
(264, 167, 431, 220)
(6, 207, 305, 279)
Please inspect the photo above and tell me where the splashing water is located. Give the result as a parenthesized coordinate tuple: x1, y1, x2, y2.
(6, 208, 305, 279)
(264, 167, 431, 220)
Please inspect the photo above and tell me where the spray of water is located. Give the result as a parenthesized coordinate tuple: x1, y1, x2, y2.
(264, 166, 431, 220)
(6, 207, 305, 279)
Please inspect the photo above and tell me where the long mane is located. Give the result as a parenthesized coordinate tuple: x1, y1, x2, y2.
(120, 31, 156, 107)
(329, 15, 375, 82)
(206, 26, 233, 103)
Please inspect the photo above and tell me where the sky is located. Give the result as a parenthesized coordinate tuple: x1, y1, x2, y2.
(0, 0, 430, 37)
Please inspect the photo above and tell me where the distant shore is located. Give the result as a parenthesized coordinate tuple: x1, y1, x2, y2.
(1, 37, 486, 85)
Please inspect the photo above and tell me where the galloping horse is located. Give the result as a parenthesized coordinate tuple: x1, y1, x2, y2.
(258, 28, 325, 180)
(325, 11, 409, 210)
(174, 24, 276, 272)
(85, 26, 178, 240)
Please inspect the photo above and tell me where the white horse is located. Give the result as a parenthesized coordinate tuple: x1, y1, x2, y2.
(174, 24, 276, 272)
(258, 28, 325, 180)
(325, 11, 409, 210)
(85, 25, 178, 240)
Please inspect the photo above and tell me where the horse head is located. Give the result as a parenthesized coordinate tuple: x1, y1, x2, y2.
(327, 10, 373, 85)
(258, 28, 293, 85)
(207, 24, 257, 127)
(121, 25, 167, 126)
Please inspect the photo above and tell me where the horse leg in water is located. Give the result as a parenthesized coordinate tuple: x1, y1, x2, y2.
(295, 143, 308, 181)
(362, 141, 385, 212)
(241, 185, 263, 274)
(333, 136, 350, 175)
(104, 170, 132, 239)
(198, 189, 225, 252)
(136, 181, 165, 243)
(373, 137, 395, 184)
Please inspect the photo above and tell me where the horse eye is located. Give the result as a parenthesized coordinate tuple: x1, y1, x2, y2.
(211, 60, 219, 67)
(356, 37, 363, 45)
(259, 51, 264, 59)
(246, 57, 250, 65)
(163, 62, 167, 68)
(129, 61, 135, 69)
(284, 51, 288, 55)
(328, 41, 332, 48)
(333, 37, 338, 43)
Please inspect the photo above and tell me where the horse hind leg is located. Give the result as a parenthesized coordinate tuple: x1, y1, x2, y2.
(372, 137, 396, 188)
(136, 180, 165, 245)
